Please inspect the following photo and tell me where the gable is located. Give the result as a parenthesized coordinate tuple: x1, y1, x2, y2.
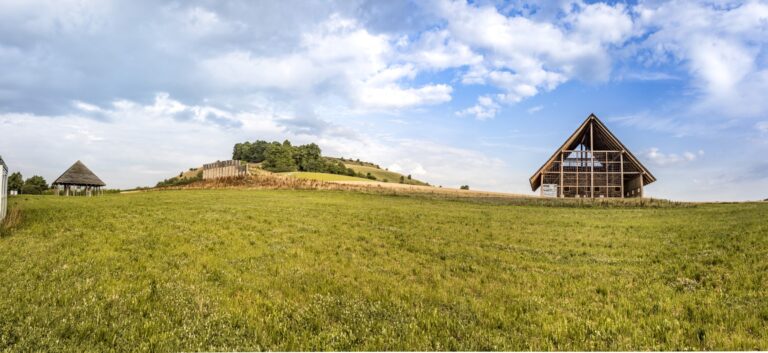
(529, 114, 656, 191)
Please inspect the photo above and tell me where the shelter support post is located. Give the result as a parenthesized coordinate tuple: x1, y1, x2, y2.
(590, 122, 594, 198)
(620, 152, 624, 198)
(559, 152, 564, 198)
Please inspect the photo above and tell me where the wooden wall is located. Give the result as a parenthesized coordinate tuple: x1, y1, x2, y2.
(202, 160, 248, 180)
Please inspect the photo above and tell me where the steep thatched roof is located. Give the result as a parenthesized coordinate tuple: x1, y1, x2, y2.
(52, 160, 105, 186)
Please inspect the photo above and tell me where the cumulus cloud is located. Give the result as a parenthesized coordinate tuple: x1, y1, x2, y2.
(402, 29, 483, 70)
(644, 148, 704, 166)
(201, 15, 452, 110)
(456, 95, 500, 120)
(425, 0, 635, 115)
(635, 1, 768, 117)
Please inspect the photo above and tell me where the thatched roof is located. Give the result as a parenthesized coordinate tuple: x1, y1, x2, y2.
(52, 160, 106, 186)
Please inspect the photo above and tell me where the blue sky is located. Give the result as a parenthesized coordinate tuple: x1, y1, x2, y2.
(1, 0, 767, 201)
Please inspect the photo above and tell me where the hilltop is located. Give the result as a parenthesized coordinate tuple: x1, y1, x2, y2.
(156, 139, 429, 188)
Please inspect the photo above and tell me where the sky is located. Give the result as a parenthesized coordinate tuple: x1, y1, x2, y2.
(0, 0, 767, 201)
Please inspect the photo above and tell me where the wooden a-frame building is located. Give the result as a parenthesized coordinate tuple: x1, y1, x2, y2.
(530, 114, 655, 198)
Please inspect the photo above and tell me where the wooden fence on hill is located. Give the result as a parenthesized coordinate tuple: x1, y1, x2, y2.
(202, 160, 248, 180)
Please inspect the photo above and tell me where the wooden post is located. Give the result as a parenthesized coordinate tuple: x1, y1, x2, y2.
(605, 152, 609, 197)
(590, 122, 594, 198)
(620, 152, 625, 198)
(576, 148, 579, 198)
(640, 174, 644, 198)
(540, 174, 544, 197)
(559, 152, 564, 198)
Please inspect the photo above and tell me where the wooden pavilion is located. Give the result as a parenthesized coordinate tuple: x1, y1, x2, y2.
(530, 114, 655, 198)
(52, 160, 106, 196)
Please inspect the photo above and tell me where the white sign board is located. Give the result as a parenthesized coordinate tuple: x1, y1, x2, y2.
(0, 158, 7, 221)
(541, 184, 558, 198)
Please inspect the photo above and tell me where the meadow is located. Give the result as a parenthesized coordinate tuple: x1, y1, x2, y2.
(0, 190, 766, 351)
(280, 171, 374, 182)
(343, 164, 428, 185)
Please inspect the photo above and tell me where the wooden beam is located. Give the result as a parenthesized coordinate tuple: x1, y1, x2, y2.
(559, 152, 564, 197)
(590, 122, 594, 198)
(620, 152, 624, 198)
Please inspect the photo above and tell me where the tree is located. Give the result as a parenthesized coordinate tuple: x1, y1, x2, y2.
(22, 175, 49, 195)
(399, 175, 405, 183)
(294, 143, 323, 172)
(407, 174, 412, 180)
(262, 143, 297, 172)
(460, 185, 470, 190)
(8, 172, 23, 194)
(233, 140, 271, 163)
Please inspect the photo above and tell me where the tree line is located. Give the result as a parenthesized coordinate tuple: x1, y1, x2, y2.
(233, 140, 357, 176)
(7, 172, 49, 195)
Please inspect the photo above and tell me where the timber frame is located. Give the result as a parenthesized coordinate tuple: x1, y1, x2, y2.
(529, 114, 656, 198)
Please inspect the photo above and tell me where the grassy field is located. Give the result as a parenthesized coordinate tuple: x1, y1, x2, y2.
(280, 172, 374, 182)
(344, 164, 428, 185)
(0, 190, 766, 351)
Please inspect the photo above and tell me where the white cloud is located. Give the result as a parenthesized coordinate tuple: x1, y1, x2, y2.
(0, 93, 289, 188)
(758, 121, 768, 133)
(527, 105, 543, 114)
(349, 138, 513, 190)
(636, 1, 768, 117)
(403, 29, 483, 70)
(201, 15, 452, 110)
(644, 147, 704, 166)
(456, 95, 500, 120)
(431, 0, 634, 114)
(567, 2, 634, 44)
(356, 83, 452, 109)
(0, 91, 515, 193)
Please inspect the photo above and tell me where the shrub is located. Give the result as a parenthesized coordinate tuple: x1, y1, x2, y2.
(21, 176, 49, 194)
(21, 184, 43, 195)
(460, 185, 470, 190)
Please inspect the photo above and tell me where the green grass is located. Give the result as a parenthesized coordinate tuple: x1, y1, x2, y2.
(280, 171, 374, 182)
(344, 164, 428, 185)
(1, 190, 767, 351)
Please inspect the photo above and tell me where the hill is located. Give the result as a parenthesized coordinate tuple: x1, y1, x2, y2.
(1, 190, 766, 351)
(341, 163, 427, 185)
(157, 157, 430, 189)
(229, 139, 432, 186)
